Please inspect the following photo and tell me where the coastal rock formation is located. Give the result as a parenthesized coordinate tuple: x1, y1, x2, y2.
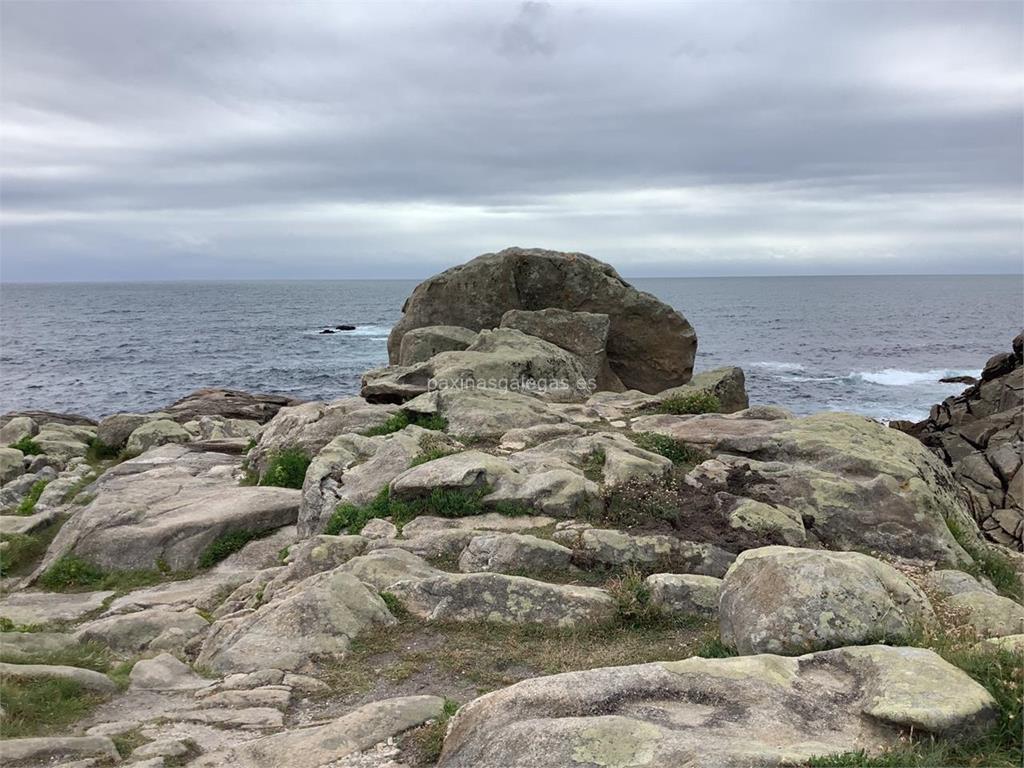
(398, 325, 478, 365)
(635, 411, 974, 565)
(163, 387, 302, 424)
(32, 445, 299, 573)
(895, 333, 1023, 551)
(386, 247, 697, 393)
(436, 646, 995, 768)
(718, 547, 934, 654)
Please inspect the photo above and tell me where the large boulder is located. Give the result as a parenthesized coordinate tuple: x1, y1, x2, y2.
(32, 445, 299, 574)
(719, 546, 934, 655)
(196, 570, 394, 673)
(363, 328, 592, 404)
(436, 645, 996, 768)
(458, 533, 573, 575)
(0, 416, 37, 446)
(636, 411, 975, 566)
(0, 447, 24, 485)
(387, 247, 698, 393)
(124, 419, 191, 456)
(163, 387, 302, 424)
(398, 325, 478, 365)
(96, 412, 169, 450)
(403, 388, 564, 439)
(0, 410, 96, 429)
(248, 397, 399, 477)
(31, 423, 94, 463)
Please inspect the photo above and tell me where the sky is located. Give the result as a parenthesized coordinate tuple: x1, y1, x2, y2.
(1, 0, 1022, 281)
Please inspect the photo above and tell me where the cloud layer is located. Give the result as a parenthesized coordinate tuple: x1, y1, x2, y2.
(2, 1, 1021, 279)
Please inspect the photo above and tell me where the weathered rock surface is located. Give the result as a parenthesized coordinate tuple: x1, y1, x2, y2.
(500, 307, 621, 390)
(0, 410, 96, 429)
(458, 533, 572, 575)
(33, 445, 299, 574)
(129, 652, 209, 690)
(164, 387, 301, 424)
(0, 415, 37, 446)
(554, 525, 735, 577)
(0, 661, 118, 693)
(896, 333, 1024, 550)
(0, 589, 114, 625)
(0, 447, 24, 485)
(299, 425, 462, 536)
(96, 412, 169, 450)
(436, 645, 996, 768)
(32, 422, 94, 463)
(0, 735, 120, 765)
(390, 572, 615, 627)
(125, 418, 192, 455)
(192, 696, 445, 768)
(75, 606, 209, 652)
(644, 573, 722, 618)
(656, 366, 750, 413)
(387, 247, 697, 393)
(404, 387, 564, 438)
(363, 328, 593, 404)
(196, 570, 394, 673)
(398, 325, 478, 365)
(637, 411, 974, 565)
(248, 397, 398, 477)
(719, 547, 934, 655)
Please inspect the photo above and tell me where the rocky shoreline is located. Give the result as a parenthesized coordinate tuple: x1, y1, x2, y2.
(0, 249, 1021, 768)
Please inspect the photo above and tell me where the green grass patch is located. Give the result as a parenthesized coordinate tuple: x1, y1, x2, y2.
(362, 411, 449, 437)
(9, 435, 42, 455)
(111, 729, 151, 759)
(198, 529, 268, 569)
(582, 449, 606, 483)
(0, 677, 107, 738)
(259, 447, 311, 489)
(14, 479, 50, 516)
(630, 432, 708, 466)
(656, 391, 721, 415)
(946, 516, 1022, 600)
(0, 516, 66, 579)
(402, 698, 460, 765)
(409, 443, 460, 467)
(324, 485, 527, 536)
(0, 639, 113, 672)
(61, 473, 98, 504)
(380, 591, 410, 619)
(85, 436, 120, 464)
(38, 554, 192, 593)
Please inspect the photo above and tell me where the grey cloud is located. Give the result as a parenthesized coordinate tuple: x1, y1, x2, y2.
(0, 0, 1021, 280)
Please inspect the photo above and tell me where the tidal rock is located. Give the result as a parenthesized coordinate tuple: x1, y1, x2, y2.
(645, 573, 722, 618)
(191, 696, 445, 768)
(387, 247, 698, 393)
(436, 646, 996, 768)
(196, 570, 394, 673)
(0, 410, 96, 429)
(719, 547, 934, 655)
(33, 445, 299, 574)
(163, 387, 300, 424)
(398, 325, 478, 365)
(389, 572, 615, 626)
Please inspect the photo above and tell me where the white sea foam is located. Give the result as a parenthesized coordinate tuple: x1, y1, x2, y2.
(853, 369, 976, 387)
(751, 361, 806, 372)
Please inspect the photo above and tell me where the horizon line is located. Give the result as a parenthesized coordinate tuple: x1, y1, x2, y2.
(2, 271, 1023, 285)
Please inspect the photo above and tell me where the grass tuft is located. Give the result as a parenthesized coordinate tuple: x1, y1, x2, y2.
(15, 479, 50, 516)
(0, 677, 106, 738)
(362, 411, 448, 437)
(657, 391, 721, 415)
(630, 432, 708, 466)
(946, 516, 1022, 600)
(38, 554, 192, 593)
(9, 435, 43, 455)
(259, 447, 311, 489)
(198, 529, 266, 569)
(85, 436, 120, 464)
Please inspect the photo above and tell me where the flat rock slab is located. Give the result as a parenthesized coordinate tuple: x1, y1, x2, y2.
(33, 445, 299, 573)
(0, 661, 117, 693)
(0, 590, 114, 625)
(0, 508, 60, 536)
(390, 572, 615, 627)
(192, 695, 445, 768)
(437, 645, 996, 768)
(0, 735, 119, 765)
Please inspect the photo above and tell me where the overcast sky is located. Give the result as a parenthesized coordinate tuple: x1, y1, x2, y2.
(1, 1, 1021, 280)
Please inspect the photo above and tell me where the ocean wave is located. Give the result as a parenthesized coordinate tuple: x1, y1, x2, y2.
(852, 368, 977, 387)
(751, 361, 806, 372)
(307, 324, 391, 337)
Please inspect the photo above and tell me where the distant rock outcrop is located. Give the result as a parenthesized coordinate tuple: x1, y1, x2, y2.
(895, 333, 1023, 551)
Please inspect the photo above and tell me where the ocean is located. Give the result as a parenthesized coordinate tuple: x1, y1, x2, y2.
(1, 275, 1020, 423)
